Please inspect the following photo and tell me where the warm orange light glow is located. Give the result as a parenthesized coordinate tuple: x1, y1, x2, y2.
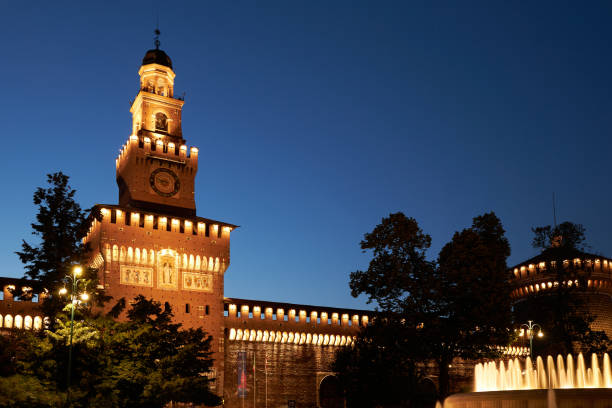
(59, 287, 68, 295)
(73, 266, 83, 277)
(80, 293, 89, 301)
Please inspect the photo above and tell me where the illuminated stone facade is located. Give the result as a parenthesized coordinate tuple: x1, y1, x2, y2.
(510, 252, 612, 339)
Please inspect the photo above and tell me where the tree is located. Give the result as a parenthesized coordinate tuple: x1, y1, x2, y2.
(433, 212, 512, 397)
(90, 296, 222, 408)
(341, 212, 513, 401)
(15, 172, 103, 318)
(0, 296, 222, 408)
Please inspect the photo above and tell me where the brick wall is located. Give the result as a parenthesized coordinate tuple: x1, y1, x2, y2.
(224, 341, 338, 408)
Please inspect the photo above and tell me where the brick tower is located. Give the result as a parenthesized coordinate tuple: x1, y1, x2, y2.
(82, 42, 236, 392)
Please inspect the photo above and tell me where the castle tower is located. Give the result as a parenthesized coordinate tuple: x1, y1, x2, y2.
(117, 44, 196, 217)
(83, 39, 235, 394)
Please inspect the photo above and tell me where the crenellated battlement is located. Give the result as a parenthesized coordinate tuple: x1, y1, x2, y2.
(115, 135, 198, 172)
(510, 254, 612, 299)
(0, 278, 46, 331)
(82, 204, 236, 245)
(223, 297, 370, 347)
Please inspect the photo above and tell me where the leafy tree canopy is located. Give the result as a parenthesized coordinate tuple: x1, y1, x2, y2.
(15, 172, 103, 317)
(341, 212, 513, 400)
(0, 296, 222, 408)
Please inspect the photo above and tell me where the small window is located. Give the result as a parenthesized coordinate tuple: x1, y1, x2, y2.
(0, 291, 3, 301)
(186, 304, 190, 314)
(155, 113, 168, 132)
(32, 294, 38, 303)
(223, 310, 228, 317)
(284, 315, 288, 321)
(206, 305, 210, 315)
(205, 224, 210, 237)
(249, 312, 253, 319)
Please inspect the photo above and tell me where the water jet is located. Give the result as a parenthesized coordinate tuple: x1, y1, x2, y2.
(444, 353, 612, 408)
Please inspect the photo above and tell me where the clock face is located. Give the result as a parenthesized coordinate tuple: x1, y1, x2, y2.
(149, 168, 180, 197)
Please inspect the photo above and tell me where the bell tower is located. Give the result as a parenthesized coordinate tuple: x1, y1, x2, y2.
(116, 38, 197, 217)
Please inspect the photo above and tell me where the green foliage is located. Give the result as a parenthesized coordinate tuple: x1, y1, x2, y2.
(15, 172, 104, 318)
(0, 375, 65, 408)
(91, 297, 221, 408)
(0, 296, 221, 408)
(340, 212, 513, 401)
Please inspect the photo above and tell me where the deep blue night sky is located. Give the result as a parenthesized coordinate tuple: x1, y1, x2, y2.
(1, 2, 612, 310)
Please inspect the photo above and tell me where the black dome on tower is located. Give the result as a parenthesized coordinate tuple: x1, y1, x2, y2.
(142, 49, 173, 69)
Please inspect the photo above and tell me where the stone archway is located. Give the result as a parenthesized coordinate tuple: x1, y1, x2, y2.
(319, 375, 343, 408)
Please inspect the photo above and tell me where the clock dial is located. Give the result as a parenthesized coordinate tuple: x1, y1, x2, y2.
(149, 168, 180, 197)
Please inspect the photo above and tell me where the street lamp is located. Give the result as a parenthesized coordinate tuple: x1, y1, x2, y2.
(519, 320, 543, 360)
(58, 265, 89, 401)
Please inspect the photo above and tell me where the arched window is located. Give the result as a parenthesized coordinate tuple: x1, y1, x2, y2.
(214, 257, 220, 272)
(120, 246, 126, 262)
(141, 249, 147, 264)
(208, 257, 214, 272)
(14, 315, 23, 329)
(0, 314, 2, 328)
(182, 254, 188, 268)
(105, 244, 111, 262)
(189, 255, 194, 270)
(195, 256, 201, 271)
(24, 316, 32, 330)
(112, 245, 119, 261)
(155, 112, 168, 132)
(149, 249, 155, 265)
(34, 316, 42, 330)
(127, 247, 133, 263)
(4, 314, 12, 329)
(135, 248, 140, 264)
(201, 257, 207, 271)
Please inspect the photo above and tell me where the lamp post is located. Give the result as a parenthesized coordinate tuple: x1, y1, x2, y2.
(520, 320, 543, 360)
(58, 265, 89, 403)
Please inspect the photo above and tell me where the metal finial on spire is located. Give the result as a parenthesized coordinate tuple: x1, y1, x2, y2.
(154, 28, 161, 50)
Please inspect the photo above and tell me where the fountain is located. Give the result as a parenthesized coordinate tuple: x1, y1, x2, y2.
(444, 353, 612, 408)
